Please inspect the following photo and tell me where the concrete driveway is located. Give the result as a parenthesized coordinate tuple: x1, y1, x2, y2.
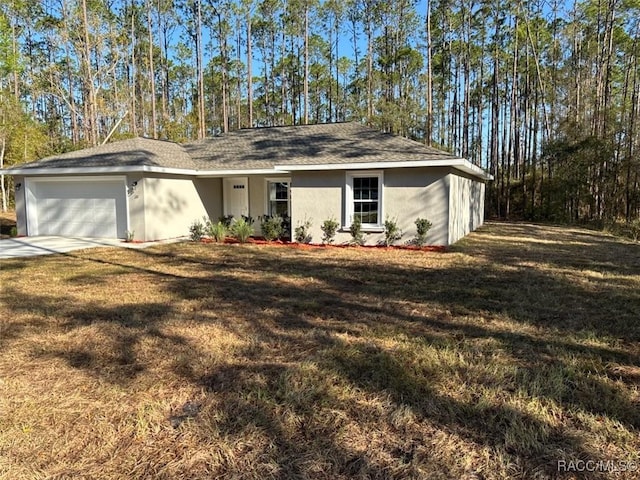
(0, 236, 181, 259)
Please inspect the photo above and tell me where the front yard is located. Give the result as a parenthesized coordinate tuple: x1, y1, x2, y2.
(0, 223, 638, 479)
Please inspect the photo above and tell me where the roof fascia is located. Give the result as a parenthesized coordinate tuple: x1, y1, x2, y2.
(274, 159, 493, 181)
(195, 168, 282, 177)
(2, 165, 198, 176)
(4, 159, 492, 181)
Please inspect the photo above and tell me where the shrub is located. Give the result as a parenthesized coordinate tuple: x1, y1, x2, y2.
(383, 217, 403, 246)
(349, 216, 364, 245)
(230, 217, 254, 243)
(414, 217, 432, 246)
(207, 220, 227, 243)
(9, 226, 17, 237)
(219, 215, 234, 228)
(281, 213, 291, 240)
(294, 218, 312, 243)
(320, 218, 339, 244)
(241, 214, 255, 226)
(189, 218, 206, 242)
(260, 215, 284, 242)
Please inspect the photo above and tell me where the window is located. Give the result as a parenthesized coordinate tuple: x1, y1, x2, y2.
(267, 180, 290, 217)
(346, 171, 383, 228)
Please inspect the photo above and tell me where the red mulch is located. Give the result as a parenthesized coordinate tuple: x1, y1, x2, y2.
(200, 237, 446, 252)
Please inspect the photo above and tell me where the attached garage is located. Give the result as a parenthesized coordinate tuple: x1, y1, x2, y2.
(25, 177, 128, 238)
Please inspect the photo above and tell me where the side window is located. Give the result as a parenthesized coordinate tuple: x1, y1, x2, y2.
(346, 171, 383, 227)
(267, 180, 290, 217)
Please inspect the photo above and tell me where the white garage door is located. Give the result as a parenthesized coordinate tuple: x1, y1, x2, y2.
(26, 177, 128, 238)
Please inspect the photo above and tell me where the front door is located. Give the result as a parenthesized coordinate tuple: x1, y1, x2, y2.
(223, 177, 249, 220)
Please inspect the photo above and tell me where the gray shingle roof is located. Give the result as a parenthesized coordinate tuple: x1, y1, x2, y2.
(11, 123, 460, 172)
(184, 122, 458, 170)
(15, 137, 196, 170)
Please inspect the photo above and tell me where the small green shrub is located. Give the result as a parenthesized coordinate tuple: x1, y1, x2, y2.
(260, 215, 284, 242)
(281, 214, 291, 240)
(207, 220, 227, 243)
(294, 218, 312, 243)
(9, 226, 18, 237)
(320, 218, 339, 244)
(230, 217, 254, 243)
(383, 217, 403, 246)
(414, 217, 432, 246)
(349, 216, 364, 245)
(189, 218, 206, 242)
(219, 215, 234, 228)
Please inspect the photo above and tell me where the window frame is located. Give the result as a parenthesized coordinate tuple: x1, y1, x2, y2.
(264, 177, 291, 218)
(345, 170, 384, 230)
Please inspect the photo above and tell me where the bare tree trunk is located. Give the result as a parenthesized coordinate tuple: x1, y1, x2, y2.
(81, 0, 98, 145)
(11, 17, 19, 100)
(303, 1, 309, 125)
(158, 0, 169, 126)
(247, 8, 253, 127)
(506, 13, 519, 219)
(196, 0, 206, 139)
(216, 9, 229, 133)
(147, 0, 157, 138)
(425, 0, 433, 145)
(130, 7, 138, 136)
(366, 11, 373, 123)
(524, 10, 551, 141)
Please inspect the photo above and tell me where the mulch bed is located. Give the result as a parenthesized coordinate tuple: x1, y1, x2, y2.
(199, 236, 446, 252)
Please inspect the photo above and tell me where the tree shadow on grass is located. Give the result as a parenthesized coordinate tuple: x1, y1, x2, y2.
(2, 223, 639, 478)
(2, 286, 190, 386)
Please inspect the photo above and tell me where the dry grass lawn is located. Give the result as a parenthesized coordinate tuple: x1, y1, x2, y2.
(1, 222, 639, 479)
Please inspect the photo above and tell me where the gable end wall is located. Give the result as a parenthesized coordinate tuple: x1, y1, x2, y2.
(448, 172, 485, 244)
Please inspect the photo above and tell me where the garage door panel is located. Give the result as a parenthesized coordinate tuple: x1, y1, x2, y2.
(28, 178, 127, 238)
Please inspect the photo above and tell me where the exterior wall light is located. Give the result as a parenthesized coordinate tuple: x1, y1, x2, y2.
(128, 181, 138, 195)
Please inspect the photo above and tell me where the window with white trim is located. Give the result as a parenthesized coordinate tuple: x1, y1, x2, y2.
(267, 179, 290, 217)
(346, 171, 383, 228)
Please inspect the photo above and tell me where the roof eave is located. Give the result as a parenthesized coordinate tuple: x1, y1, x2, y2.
(3, 159, 493, 181)
(195, 168, 282, 177)
(1, 165, 199, 176)
(275, 158, 493, 181)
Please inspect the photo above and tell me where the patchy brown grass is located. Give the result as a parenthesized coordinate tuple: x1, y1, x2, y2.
(1, 222, 639, 479)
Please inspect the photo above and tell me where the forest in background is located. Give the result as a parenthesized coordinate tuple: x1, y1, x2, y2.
(0, 0, 639, 227)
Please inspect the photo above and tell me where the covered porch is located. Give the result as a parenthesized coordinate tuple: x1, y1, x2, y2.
(194, 174, 292, 238)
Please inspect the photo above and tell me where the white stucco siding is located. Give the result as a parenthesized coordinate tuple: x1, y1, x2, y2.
(126, 173, 145, 240)
(290, 171, 345, 244)
(193, 178, 223, 221)
(248, 176, 266, 236)
(142, 176, 208, 241)
(448, 173, 486, 244)
(384, 167, 451, 246)
(14, 175, 26, 236)
(291, 167, 452, 246)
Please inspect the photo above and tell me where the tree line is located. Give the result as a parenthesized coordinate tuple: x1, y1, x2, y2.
(1, 0, 639, 226)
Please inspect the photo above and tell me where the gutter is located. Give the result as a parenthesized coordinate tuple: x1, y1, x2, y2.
(3, 159, 492, 181)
